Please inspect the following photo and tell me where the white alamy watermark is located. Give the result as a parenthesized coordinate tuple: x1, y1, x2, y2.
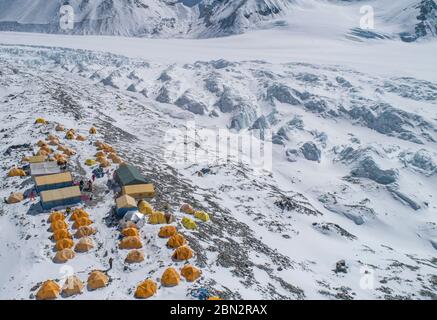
(59, 5, 75, 31)
(360, 5, 375, 30)
(163, 121, 273, 174)
(359, 265, 375, 290)
(59, 264, 75, 289)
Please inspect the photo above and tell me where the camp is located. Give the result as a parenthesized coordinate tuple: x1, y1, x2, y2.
(51, 220, 68, 232)
(181, 265, 201, 282)
(53, 248, 75, 263)
(138, 200, 153, 215)
(167, 234, 187, 248)
(6, 192, 24, 204)
(7, 168, 26, 177)
(194, 210, 210, 222)
(135, 279, 157, 299)
(70, 208, 89, 220)
(121, 227, 139, 237)
(35, 118, 47, 125)
(49, 211, 65, 222)
(40, 186, 81, 210)
(62, 275, 84, 297)
(27, 155, 47, 164)
(172, 246, 194, 261)
(73, 217, 93, 229)
(36, 280, 60, 300)
(180, 203, 195, 214)
(125, 249, 145, 264)
(85, 159, 97, 166)
(182, 217, 198, 230)
(74, 237, 94, 252)
(122, 184, 155, 199)
(53, 229, 72, 241)
(158, 225, 177, 238)
(74, 225, 96, 238)
(55, 238, 74, 251)
(115, 164, 149, 186)
(87, 270, 109, 290)
(35, 172, 73, 193)
(89, 127, 97, 134)
(30, 162, 61, 177)
(121, 211, 145, 228)
(148, 211, 166, 225)
(161, 268, 180, 287)
(115, 194, 137, 218)
(119, 236, 143, 249)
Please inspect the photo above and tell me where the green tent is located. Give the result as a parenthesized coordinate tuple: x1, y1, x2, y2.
(115, 164, 149, 186)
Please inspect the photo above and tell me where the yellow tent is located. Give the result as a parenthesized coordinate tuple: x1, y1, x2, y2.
(7, 192, 24, 204)
(121, 227, 139, 237)
(71, 208, 89, 221)
(51, 220, 68, 232)
(65, 130, 75, 140)
(148, 211, 166, 225)
(72, 217, 93, 229)
(74, 225, 96, 238)
(181, 265, 201, 282)
(53, 229, 72, 241)
(158, 225, 177, 238)
(138, 200, 153, 215)
(194, 210, 210, 222)
(135, 279, 157, 299)
(7, 168, 26, 177)
(85, 159, 97, 166)
(172, 246, 194, 261)
(182, 217, 197, 230)
(55, 238, 74, 251)
(36, 280, 60, 300)
(53, 248, 75, 263)
(167, 234, 187, 249)
(180, 203, 195, 214)
(119, 236, 143, 249)
(89, 127, 97, 134)
(161, 268, 180, 287)
(125, 250, 145, 264)
(35, 118, 47, 125)
(87, 270, 109, 290)
(74, 237, 94, 252)
(49, 211, 65, 222)
(62, 275, 84, 297)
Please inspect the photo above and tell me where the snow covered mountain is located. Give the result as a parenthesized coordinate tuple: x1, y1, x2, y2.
(0, 0, 435, 40)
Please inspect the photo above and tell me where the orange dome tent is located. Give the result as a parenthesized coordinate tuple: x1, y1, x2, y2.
(121, 227, 139, 237)
(180, 203, 195, 214)
(161, 268, 180, 287)
(70, 208, 89, 221)
(172, 246, 194, 261)
(158, 225, 177, 238)
(55, 238, 74, 251)
(87, 271, 109, 290)
(53, 248, 75, 263)
(135, 279, 157, 299)
(51, 220, 68, 232)
(89, 127, 97, 134)
(72, 217, 93, 229)
(7, 192, 24, 204)
(36, 280, 60, 300)
(74, 225, 96, 238)
(119, 236, 142, 250)
(53, 229, 72, 241)
(49, 211, 65, 223)
(181, 265, 201, 282)
(7, 168, 26, 177)
(167, 234, 187, 249)
(125, 250, 145, 264)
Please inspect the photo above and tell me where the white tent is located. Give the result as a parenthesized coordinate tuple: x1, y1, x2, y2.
(30, 162, 61, 176)
(120, 211, 145, 228)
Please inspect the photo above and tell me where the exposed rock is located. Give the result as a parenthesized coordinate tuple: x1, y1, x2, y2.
(300, 142, 321, 162)
(350, 157, 397, 185)
(387, 186, 421, 211)
(334, 260, 348, 273)
(266, 83, 301, 105)
(400, 149, 436, 176)
(175, 92, 208, 115)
